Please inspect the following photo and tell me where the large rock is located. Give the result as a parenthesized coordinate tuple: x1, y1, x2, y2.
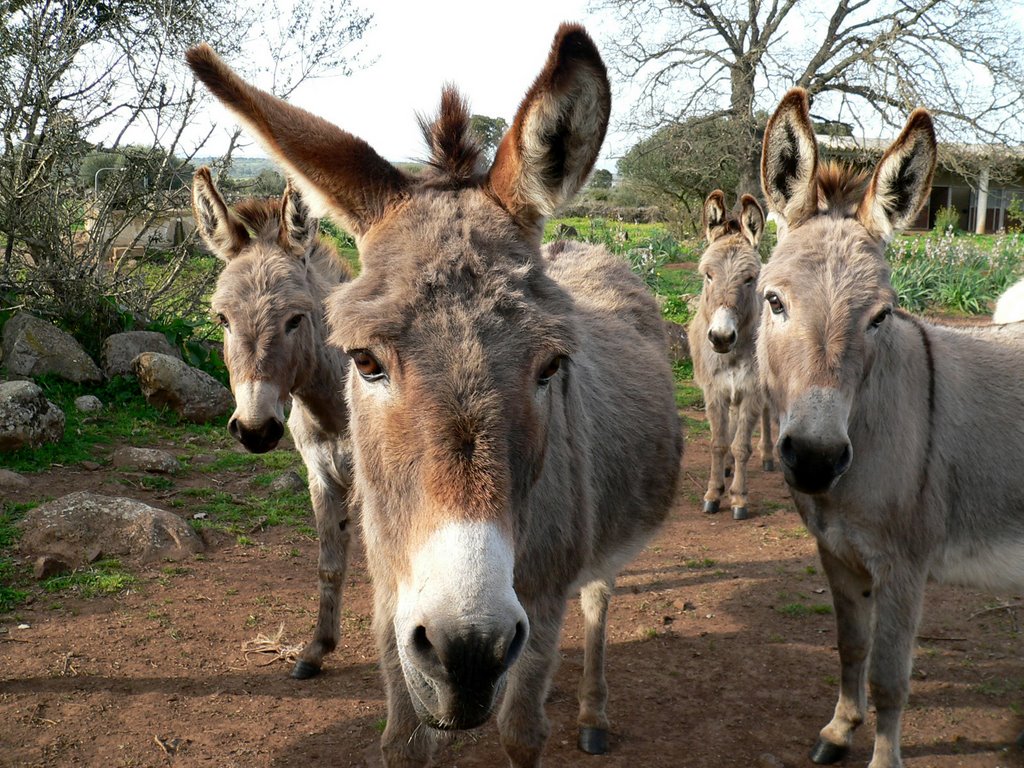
(101, 331, 181, 378)
(663, 318, 690, 363)
(111, 446, 181, 474)
(0, 380, 65, 452)
(132, 352, 233, 424)
(0, 312, 103, 383)
(18, 492, 204, 565)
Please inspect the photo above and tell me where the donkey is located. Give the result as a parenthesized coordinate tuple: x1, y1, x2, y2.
(758, 88, 1024, 768)
(187, 24, 683, 767)
(687, 190, 773, 520)
(993, 275, 1024, 324)
(191, 167, 355, 680)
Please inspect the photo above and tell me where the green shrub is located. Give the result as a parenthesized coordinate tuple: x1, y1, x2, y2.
(933, 205, 960, 236)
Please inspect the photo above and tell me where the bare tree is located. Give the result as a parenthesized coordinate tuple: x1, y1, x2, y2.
(596, 0, 1024, 198)
(0, 0, 370, 352)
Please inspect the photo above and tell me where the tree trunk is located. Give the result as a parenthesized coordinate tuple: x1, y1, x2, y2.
(730, 58, 760, 201)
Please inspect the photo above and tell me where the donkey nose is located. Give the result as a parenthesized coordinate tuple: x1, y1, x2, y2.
(779, 433, 852, 494)
(408, 618, 528, 681)
(708, 327, 737, 352)
(229, 417, 284, 454)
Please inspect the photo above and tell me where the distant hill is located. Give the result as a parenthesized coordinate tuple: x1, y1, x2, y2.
(193, 156, 279, 179)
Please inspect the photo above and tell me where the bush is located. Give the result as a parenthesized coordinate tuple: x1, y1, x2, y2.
(933, 205, 960, 236)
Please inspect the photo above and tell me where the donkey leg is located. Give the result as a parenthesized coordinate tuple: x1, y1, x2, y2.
(759, 405, 775, 471)
(498, 599, 565, 768)
(811, 547, 873, 764)
(577, 578, 613, 754)
(865, 568, 927, 768)
(727, 399, 758, 520)
(703, 396, 729, 514)
(292, 473, 352, 679)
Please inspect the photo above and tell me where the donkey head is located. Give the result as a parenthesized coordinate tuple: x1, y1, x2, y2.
(698, 190, 765, 353)
(757, 89, 935, 494)
(188, 25, 609, 729)
(193, 167, 324, 453)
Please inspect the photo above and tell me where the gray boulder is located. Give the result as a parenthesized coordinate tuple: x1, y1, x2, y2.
(101, 331, 181, 378)
(111, 446, 181, 474)
(0, 468, 30, 489)
(1, 312, 103, 383)
(18, 491, 204, 565)
(74, 394, 104, 413)
(0, 380, 65, 452)
(132, 352, 233, 424)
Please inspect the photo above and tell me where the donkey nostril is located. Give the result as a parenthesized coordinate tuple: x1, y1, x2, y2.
(835, 444, 853, 475)
(266, 419, 284, 443)
(503, 620, 527, 669)
(412, 625, 433, 655)
(228, 417, 241, 440)
(779, 435, 797, 467)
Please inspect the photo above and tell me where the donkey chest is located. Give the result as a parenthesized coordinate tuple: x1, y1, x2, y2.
(708, 358, 758, 403)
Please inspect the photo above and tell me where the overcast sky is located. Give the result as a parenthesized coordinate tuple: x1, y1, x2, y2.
(197, 0, 631, 170)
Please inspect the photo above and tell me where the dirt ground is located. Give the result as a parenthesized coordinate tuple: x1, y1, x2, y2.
(2, 407, 1023, 768)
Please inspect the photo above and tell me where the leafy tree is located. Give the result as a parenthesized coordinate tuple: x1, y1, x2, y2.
(469, 114, 509, 163)
(589, 168, 613, 189)
(595, 0, 1024, 197)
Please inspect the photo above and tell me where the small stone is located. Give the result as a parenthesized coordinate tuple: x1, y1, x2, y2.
(192, 512, 208, 520)
(86, 545, 104, 564)
(74, 395, 103, 413)
(269, 470, 306, 493)
(757, 754, 785, 768)
(683, 601, 696, 611)
(0, 469, 29, 489)
(17, 623, 30, 630)
(80, 460, 101, 471)
(34, 555, 72, 580)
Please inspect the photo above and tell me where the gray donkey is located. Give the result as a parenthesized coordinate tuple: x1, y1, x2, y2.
(758, 88, 1024, 768)
(191, 167, 355, 680)
(688, 190, 773, 520)
(187, 24, 683, 768)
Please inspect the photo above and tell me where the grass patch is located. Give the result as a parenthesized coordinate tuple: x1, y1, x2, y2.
(673, 359, 703, 410)
(184, 487, 313, 537)
(194, 449, 302, 475)
(776, 602, 833, 618)
(2, 375, 226, 473)
(0, 501, 38, 614)
(42, 559, 136, 597)
(684, 557, 717, 569)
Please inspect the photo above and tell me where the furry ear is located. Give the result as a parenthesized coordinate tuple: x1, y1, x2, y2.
(191, 166, 250, 260)
(279, 180, 318, 254)
(738, 194, 765, 247)
(186, 44, 408, 239)
(487, 24, 611, 234)
(761, 88, 818, 227)
(702, 190, 729, 243)
(857, 109, 936, 241)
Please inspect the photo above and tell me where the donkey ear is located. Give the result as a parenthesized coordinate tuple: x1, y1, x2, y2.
(191, 166, 250, 260)
(761, 88, 819, 227)
(738, 194, 765, 247)
(279, 180, 318, 254)
(857, 109, 936, 241)
(702, 190, 728, 243)
(186, 44, 408, 239)
(487, 24, 610, 232)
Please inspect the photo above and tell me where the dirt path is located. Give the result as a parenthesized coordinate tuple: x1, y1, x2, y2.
(2, 411, 1022, 767)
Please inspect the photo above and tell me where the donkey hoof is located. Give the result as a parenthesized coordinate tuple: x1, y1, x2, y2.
(290, 660, 321, 680)
(702, 500, 720, 514)
(731, 506, 749, 520)
(578, 726, 609, 755)
(809, 738, 847, 765)
(763, 458, 775, 472)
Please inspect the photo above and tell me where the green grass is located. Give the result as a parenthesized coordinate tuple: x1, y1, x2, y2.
(0, 501, 38, 613)
(178, 486, 314, 537)
(2, 375, 227, 474)
(41, 559, 136, 597)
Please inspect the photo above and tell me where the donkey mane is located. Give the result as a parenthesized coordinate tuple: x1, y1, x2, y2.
(417, 87, 486, 185)
(816, 160, 868, 216)
(232, 197, 351, 285)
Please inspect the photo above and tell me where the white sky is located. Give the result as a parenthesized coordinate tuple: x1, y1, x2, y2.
(201, 1, 629, 170)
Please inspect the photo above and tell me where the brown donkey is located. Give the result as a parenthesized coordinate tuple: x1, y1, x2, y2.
(187, 25, 683, 767)
(191, 168, 355, 680)
(758, 89, 1024, 768)
(687, 190, 773, 520)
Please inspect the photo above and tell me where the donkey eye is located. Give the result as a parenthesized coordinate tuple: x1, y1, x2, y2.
(285, 314, 303, 332)
(744, 276, 755, 286)
(869, 307, 892, 329)
(215, 313, 230, 329)
(350, 349, 386, 382)
(765, 292, 785, 315)
(538, 355, 564, 385)
(704, 273, 713, 283)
